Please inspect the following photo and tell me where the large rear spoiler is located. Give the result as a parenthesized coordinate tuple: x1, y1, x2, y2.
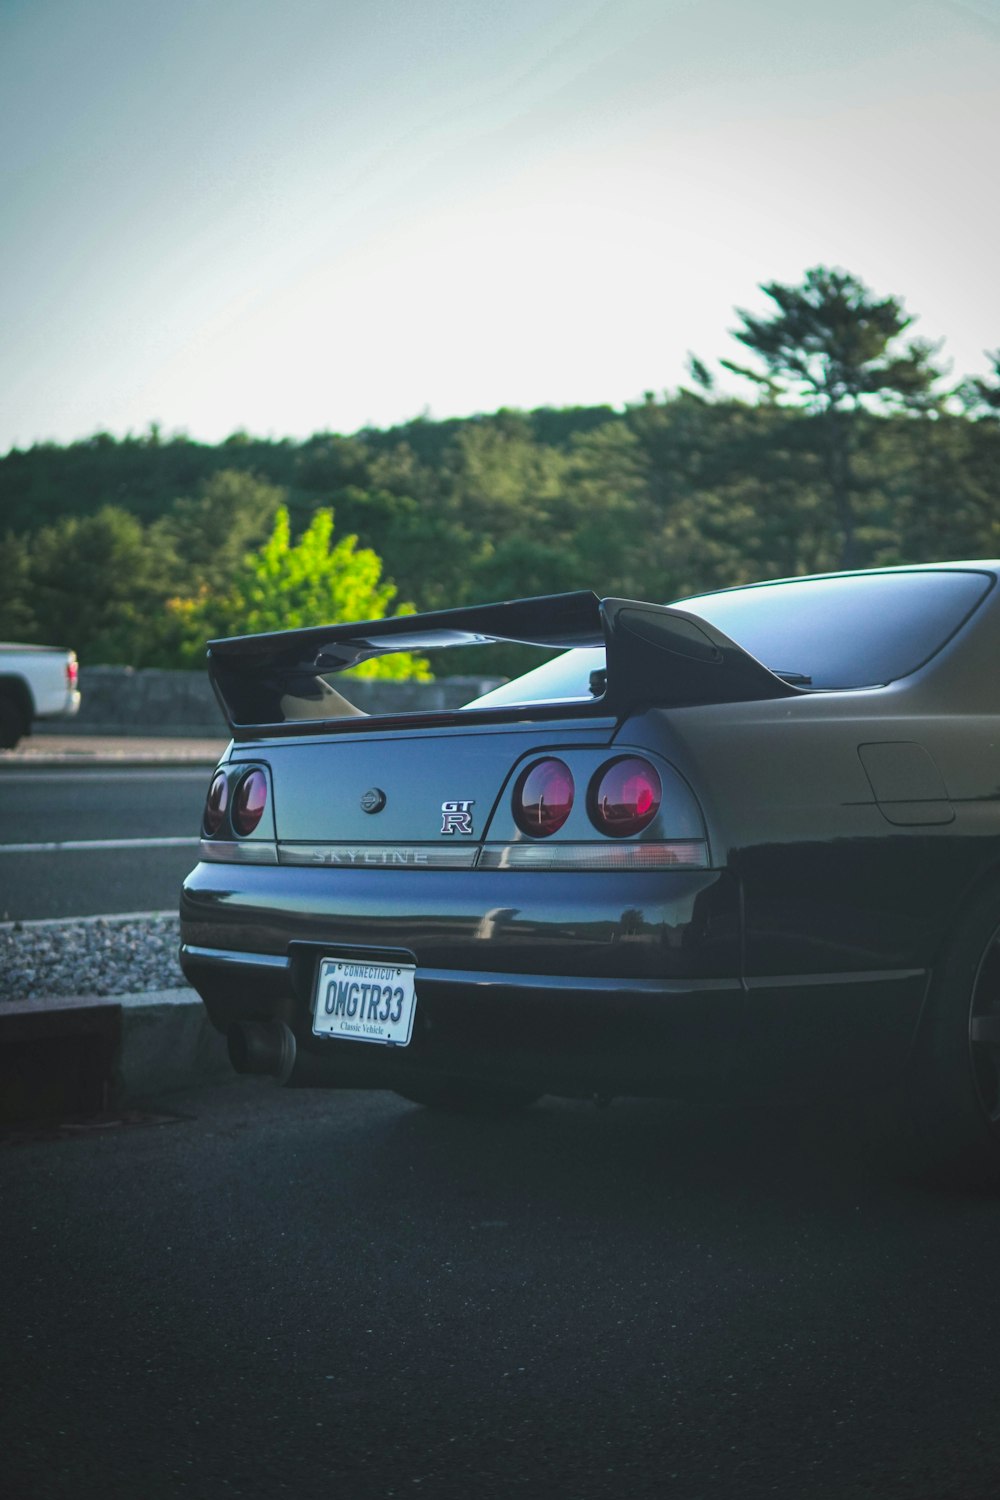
(207, 590, 801, 735)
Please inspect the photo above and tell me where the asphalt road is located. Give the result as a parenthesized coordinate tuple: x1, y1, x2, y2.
(3, 1079, 1000, 1500)
(0, 765, 211, 919)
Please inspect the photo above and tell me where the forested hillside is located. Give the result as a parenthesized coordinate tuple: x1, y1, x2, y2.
(2, 268, 998, 670)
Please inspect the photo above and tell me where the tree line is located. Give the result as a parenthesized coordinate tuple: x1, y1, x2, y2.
(2, 266, 998, 676)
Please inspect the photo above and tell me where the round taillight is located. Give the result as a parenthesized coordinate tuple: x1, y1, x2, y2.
(203, 771, 229, 836)
(513, 758, 574, 838)
(588, 757, 662, 838)
(232, 769, 268, 836)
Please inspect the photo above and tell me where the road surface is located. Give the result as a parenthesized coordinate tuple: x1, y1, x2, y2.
(3, 1079, 1000, 1500)
(0, 764, 210, 919)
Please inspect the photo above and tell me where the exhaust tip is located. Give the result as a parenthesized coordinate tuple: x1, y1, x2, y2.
(228, 1021, 296, 1079)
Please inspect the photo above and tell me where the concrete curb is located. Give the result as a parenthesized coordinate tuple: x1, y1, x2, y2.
(0, 987, 233, 1124)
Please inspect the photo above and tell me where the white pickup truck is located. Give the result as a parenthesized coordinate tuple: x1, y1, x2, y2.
(0, 644, 81, 747)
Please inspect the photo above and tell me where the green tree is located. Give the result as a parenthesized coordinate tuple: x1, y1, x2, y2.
(961, 351, 1000, 417)
(889, 403, 1000, 562)
(441, 415, 568, 542)
(559, 423, 655, 597)
(723, 267, 946, 567)
(333, 486, 476, 614)
(0, 531, 35, 639)
(628, 392, 834, 592)
(164, 505, 430, 679)
(28, 506, 174, 663)
(150, 469, 283, 594)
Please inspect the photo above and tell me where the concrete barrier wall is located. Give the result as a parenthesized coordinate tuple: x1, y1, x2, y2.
(35, 666, 505, 737)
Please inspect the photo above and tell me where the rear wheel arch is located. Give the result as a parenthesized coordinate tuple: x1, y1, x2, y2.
(931, 859, 1000, 956)
(909, 876, 1000, 1181)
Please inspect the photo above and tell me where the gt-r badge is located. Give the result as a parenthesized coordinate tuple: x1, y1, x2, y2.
(441, 799, 475, 835)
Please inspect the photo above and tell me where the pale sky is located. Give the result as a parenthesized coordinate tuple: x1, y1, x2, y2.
(2, 0, 999, 452)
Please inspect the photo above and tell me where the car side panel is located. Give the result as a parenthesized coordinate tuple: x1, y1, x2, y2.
(617, 692, 1000, 1096)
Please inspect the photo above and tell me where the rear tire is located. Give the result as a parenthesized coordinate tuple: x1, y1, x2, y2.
(394, 1079, 540, 1115)
(908, 886, 1000, 1184)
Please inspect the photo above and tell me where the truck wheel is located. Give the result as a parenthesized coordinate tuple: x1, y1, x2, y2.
(0, 695, 27, 749)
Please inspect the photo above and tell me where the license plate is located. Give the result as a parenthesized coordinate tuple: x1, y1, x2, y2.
(312, 957, 416, 1046)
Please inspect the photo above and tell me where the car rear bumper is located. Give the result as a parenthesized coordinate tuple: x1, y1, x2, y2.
(180, 942, 746, 1096)
(179, 862, 927, 1099)
(180, 859, 743, 1095)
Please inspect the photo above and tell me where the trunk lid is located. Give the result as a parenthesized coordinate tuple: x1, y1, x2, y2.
(245, 720, 616, 848)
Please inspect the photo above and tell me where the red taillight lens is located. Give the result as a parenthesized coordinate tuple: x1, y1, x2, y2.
(232, 770, 268, 836)
(513, 758, 574, 837)
(66, 655, 79, 691)
(203, 771, 229, 836)
(588, 757, 662, 838)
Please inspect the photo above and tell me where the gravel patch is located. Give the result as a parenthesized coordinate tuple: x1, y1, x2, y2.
(0, 915, 185, 1002)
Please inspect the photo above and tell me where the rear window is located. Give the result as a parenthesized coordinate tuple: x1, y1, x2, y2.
(465, 646, 607, 709)
(677, 569, 992, 688)
(465, 569, 993, 706)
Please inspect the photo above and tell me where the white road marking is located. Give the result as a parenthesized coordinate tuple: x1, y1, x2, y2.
(0, 837, 199, 854)
(0, 769, 209, 783)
